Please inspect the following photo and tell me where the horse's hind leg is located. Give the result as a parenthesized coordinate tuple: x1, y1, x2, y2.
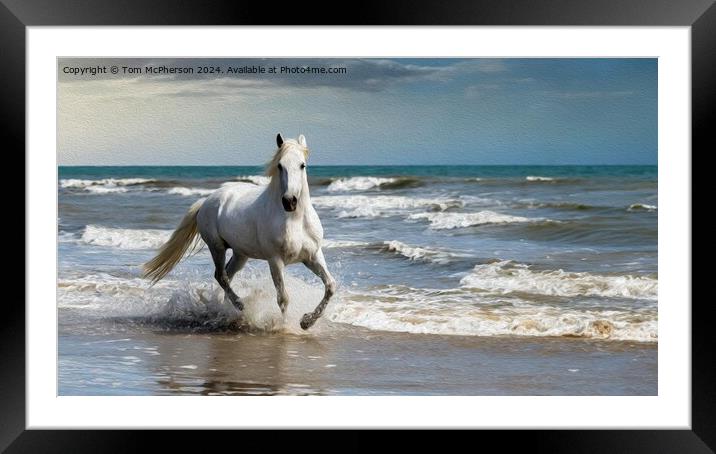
(300, 249, 336, 330)
(208, 243, 243, 311)
(225, 253, 248, 282)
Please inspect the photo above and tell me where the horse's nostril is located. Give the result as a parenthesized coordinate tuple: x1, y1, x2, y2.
(282, 196, 297, 211)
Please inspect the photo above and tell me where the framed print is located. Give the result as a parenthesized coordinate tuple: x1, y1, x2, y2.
(7, 0, 712, 450)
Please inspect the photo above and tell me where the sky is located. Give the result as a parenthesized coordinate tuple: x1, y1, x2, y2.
(58, 58, 657, 166)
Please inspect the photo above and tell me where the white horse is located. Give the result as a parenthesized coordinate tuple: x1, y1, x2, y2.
(143, 133, 336, 330)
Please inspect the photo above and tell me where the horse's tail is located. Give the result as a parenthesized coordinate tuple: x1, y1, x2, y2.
(143, 198, 205, 284)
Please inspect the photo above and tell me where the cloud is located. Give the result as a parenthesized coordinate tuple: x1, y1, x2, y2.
(58, 58, 515, 98)
(542, 90, 636, 99)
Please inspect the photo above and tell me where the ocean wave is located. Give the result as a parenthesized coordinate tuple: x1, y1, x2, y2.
(326, 176, 421, 192)
(167, 187, 215, 196)
(60, 178, 155, 189)
(409, 210, 544, 229)
(327, 177, 395, 192)
(525, 176, 555, 182)
(60, 177, 254, 196)
(85, 186, 129, 194)
(312, 195, 463, 219)
(139, 179, 185, 189)
(523, 176, 584, 185)
(627, 203, 657, 212)
(458, 195, 502, 207)
(459, 260, 657, 300)
(328, 286, 657, 342)
(322, 239, 370, 249)
(515, 200, 597, 211)
(81, 225, 171, 249)
(323, 238, 471, 264)
(337, 207, 385, 219)
(60, 178, 155, 193)
(58, 230, 77, 243)
(379, 240, 469, 265)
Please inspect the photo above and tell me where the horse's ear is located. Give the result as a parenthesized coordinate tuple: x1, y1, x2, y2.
(298, 134, 307, 147)
(276, 133, 284, 147)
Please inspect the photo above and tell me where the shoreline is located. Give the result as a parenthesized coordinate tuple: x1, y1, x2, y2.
(59, 323, 657, 396)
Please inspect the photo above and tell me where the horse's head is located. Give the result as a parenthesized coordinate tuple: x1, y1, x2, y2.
(268, 133, 310, 212)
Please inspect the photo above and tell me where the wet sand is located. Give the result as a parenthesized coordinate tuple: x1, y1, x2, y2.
(59, 323, 657, 396)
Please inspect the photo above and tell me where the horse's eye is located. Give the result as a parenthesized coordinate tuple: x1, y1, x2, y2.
(300, 163, 306, 170)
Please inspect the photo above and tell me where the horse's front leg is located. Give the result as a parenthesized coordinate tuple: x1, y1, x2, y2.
(300, 249, 336, 330)
(268, 258, 289, 314)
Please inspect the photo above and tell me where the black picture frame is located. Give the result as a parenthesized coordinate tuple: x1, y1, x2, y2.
(5, 0, 711, 450)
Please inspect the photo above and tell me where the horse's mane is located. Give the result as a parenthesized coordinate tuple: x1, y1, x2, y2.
(265, 140, 310, 177)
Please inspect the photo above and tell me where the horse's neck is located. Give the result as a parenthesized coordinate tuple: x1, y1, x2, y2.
(298, 182, 311, 206)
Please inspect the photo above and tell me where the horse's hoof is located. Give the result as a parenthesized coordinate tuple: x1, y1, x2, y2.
(300, 314, 313, 330)
(232, 299, 244, 312)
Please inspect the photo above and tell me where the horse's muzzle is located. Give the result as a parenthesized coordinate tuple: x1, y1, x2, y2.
(282, 195, 297, 212)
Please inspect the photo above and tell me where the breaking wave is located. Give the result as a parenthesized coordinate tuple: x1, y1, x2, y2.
(328, 285, 657, 342)
(167, 187, 215, 196)
(525, 176, 555, 182)
(322, 239, 370, 249)
(459, 260, 657, 300)
(326, 176, 422, 192)
(627, 203, 657, 212)
(59, 177, 255, 197)
(80, 225, 171, 250)
(85, 186, 128, 194)
(379, 240, 469, 265)
(409, 210, 545, 229)
(60, 178, 155, 189)
(515, 200, 598, 211)
(312, 195, 463, 219)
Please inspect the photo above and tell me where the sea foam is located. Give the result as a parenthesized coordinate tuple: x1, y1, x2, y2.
(60, 178, 155, 189)
(627, 203, 657, 212)
(381, 240, 468, 264)
(459, 260, 658, 300)
(312, 195, 462, 219)
(322, 239, 369, 249)
(326, 177, 398, 192)
(59, 269, 326, 335)
(167, 187, 215, 196)
(81, 225, 171, 250)
(327, 285, 657, 342)
(525, 176, 555, 182)
(408, 210, 541, 229)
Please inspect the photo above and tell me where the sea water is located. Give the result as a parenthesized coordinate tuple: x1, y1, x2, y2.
(58, 165, 658, 394)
